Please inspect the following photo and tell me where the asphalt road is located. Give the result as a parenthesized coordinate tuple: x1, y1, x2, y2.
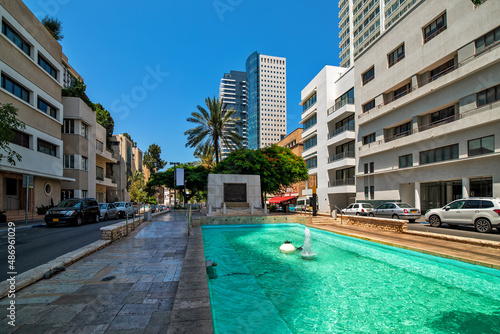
(0, 217, 134, 282)
(408, 221, 500, 242)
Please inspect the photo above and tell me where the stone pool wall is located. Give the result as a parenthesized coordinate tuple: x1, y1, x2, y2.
(197, 215, 308, 227)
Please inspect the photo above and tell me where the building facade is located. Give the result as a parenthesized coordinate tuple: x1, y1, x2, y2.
(0, 0, 74, 220)
(300, 66, 355, 213)
(354, 0, 500, 212)
(246, 51, 287, 149)
(219, 70, 248, 157)
(277, 128, 307, 197)
(339, 0, 419, 67)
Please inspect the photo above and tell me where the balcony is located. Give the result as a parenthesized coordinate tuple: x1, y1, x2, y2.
(328, 151, 355, 163)
(97, 147, 117, 163)
(328, 178, 355, 187)
(327, 97, 355, 116)
(96, 176, 117, 188)
(328, 123, 355, 139)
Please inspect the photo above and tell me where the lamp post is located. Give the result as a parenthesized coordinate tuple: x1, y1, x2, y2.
(170, 162, 180, 210)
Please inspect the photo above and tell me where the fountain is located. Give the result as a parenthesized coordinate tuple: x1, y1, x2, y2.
(301, 227, 316, 259)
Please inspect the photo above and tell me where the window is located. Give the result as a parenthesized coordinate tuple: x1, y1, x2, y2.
(37, 139, 57, 156)
(44, 183, 52, 196)
(393, 83, 411, 100)
(468, 135, 494, 156)
(363, 133, 376, 145)
(63, 154, 74, 169)
(334, 88, 355, 110)
(363, 99, 375, 113)
(1, 74, 30, 103)
(388, 44, 405, 67)
(429, 59, 455, 82)
(37, 98, 57, 119)
(61, 189, 74, 200)
(476, 84, 500, 107)
(419, 144, 458, 165)
(62, 119, 75, 134)
(362, 67, 374, 85)
(335, 167, 355, 185)
(304, 136, 317, 150)
(303, 93, 317, 112)
(305, 157, 317, 169)
(470, 177, 492, 197)
(430, 106, 456, 126)
(364, 187, 369, 200)
(9, 130, 30, 148)
(81, 123, 88, 138)
(370, 186, 375, 200)
(96, 140, 104, 153)
(475, 27, 500, 53)
(82, 190, 88, 198)
(369, 162, 374, 173)
(81, 156, 88, 171)
(38, 55, 57, 79)
(2, 21, 30, 56)
(424, 13, 447, 43)
(96, 166, 104, 181)
(393, 122, 412, 138)
(399, 154, 413, 168)
(303, 114, 317, 131)
(364, 163, 369, 174)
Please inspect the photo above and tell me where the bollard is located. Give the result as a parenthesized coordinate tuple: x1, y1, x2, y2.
(223, 203, 227, 215)
(208, 205, 212, 215)
(264, 202, 268, 214)
(250, 202, 254, 215)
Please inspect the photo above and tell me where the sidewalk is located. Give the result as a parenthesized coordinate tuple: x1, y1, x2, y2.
(0, 213, 190, 333)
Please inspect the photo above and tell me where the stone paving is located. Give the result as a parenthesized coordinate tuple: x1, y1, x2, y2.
(0, 213, 190, 333)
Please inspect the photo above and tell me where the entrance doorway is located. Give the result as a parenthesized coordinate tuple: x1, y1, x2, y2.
(421, 180, 462, 213)
(4, 178, 19, 210)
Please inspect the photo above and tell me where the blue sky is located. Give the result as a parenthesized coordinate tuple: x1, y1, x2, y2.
(23, 0, 341, 166)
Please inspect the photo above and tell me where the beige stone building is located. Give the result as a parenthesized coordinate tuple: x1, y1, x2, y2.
(277, 128, 309, 197)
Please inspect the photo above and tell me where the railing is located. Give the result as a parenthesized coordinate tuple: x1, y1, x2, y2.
(424, 25, 447, 44)
(327, 97, 355, 116)
(328, 178, 355, 187)
(328, 151, 355, 163)
(328, 123, 355, 139)
(96, 166, 104, 181)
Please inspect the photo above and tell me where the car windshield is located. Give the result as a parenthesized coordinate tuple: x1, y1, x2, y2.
(398, 203, 413, 208)
(57, 199, 81, 208)
(100, 204, 107, 209)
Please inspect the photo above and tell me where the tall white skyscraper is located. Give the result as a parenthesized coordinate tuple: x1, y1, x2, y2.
(246, 51, 287, 149)
(339, 0, 419, 67)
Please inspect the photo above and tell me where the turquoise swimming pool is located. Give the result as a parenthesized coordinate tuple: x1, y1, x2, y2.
(202, 224, 500, 334)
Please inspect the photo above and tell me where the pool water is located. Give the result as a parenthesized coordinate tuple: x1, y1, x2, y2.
(202, 224, 500, 334)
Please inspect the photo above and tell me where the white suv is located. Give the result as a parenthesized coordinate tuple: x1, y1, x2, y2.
(425, 197, 500, 233)
(342, 203, 374, 216)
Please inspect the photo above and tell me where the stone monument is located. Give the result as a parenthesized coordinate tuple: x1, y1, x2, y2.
(207, 174, 262, 213)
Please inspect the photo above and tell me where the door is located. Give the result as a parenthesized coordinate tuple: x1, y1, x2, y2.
(4, 178, 19, 210)
(375, 204, 388, 217)
(386, 203, 398, 218)
(81, 200, 90, 222)
(442, 200, 466, 223)
(344, 204, 353, 215)
(461, 200, 482, 226)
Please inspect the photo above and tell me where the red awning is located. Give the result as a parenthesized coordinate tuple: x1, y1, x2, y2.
(268, 196, 297, 204)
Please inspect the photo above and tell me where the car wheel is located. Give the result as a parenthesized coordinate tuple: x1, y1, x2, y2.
(368, 212, 374, 217)
(95, 214, 100, 224)
(392, 214, 399, 220)
(428, 215, 441, 227)
(74, 215, 83, 226)
(104, 214, 108, 221)
(355, 212, 360, 216)
(475, 218, 492, 233)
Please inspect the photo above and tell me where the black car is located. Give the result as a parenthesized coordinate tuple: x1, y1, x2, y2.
(45, 198, 100, 227)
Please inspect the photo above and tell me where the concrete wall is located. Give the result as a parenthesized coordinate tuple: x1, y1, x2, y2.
(207, 174, 262, 209)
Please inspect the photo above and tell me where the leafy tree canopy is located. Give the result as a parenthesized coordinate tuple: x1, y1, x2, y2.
(0, 103, 26, 166)
(148, 164, 210, 202)
(128, 171, 148, 203)
(143, 143, 166, 172)
(95, 103, 114, 136)
(122, 133, 133, 142)
(41, 15, 64, 40)
(62, 79, 93, 109)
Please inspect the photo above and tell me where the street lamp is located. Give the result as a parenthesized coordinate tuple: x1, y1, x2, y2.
(170, 162, 180, 209)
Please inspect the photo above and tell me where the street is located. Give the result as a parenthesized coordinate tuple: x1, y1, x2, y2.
(408, 221, 500, 242)
(0, 217, 140, 282)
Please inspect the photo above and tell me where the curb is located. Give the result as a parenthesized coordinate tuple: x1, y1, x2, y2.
(403, 230, 500, 249)
(0, 239, 112, 299)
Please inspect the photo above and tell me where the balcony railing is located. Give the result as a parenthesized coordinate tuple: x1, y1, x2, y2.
(328, 178, 355, 187)
(327, 97, 355, 115)
(328, 123, 355, 139)
(328, 151, 355, 163)
(96, 167, 104, 181)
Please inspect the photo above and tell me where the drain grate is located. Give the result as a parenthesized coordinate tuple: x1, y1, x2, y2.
(101, 276, 116, 282)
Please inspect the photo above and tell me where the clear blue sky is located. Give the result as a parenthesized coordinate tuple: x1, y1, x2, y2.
(23, 0, 341, 167)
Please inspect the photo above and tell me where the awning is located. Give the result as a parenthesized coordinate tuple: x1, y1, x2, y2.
(268, 196, 297, 204)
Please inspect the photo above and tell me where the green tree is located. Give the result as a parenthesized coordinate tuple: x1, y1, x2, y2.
(122, 133, 133, 142)
(185, 96, 242, 164)
(143, 143, 166, 172)
(148, 164, 210, 202)
(94, 103, 114, 137)
(62, 79, 93, 109)
(128, 171, 148, 203)
(193, 141, 215, 169)
(41, 15, 64, 40)
(0, 103, 26, 166)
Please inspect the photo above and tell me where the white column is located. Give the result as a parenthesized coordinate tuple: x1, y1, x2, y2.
(414, 182, 421, 210)
(462, 178, 470, 198)
(223, 203, 226, 215)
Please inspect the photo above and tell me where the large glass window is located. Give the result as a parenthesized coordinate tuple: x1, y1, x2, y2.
(423, 13, 447, 43)
(64, 154, 75, 169)
(470, 177, 492, 197)
(393, 122, 412, 138)
(363, 133, 376, 145)
(388, 44, 405, 67)
(399, 154, 413, 168)
(304, 136, 317, 150)
(2, 21, 30, 56)
(37, 98, 57, 119)
(363, 99, 375, 113)
(362, 67, 375, 85)
(334, 88, 355, 110)
(468, 135, 494, 156)
(37, 139, 57, 156)
(96, 166, 104, 181)
(475, 27, 500, 53)
(303, 114, 317, 131)
(476, 84, 500, 107)
(335, 167, 355, 185)
(430, 106, 456, 126)
(38, 55, 57, 79)
(429, 59, 455, 82)
(302, 93, 317, 112)
(10, 130, 30, 148)
(62, 119, 75, 134)
(419, 144, 458, 165)
(305, 157, 317, 169)
(393, 83, 411, 100)
(1, 74, 30, 103)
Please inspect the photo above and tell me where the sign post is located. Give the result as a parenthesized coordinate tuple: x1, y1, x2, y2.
(22, 175, 34, 226)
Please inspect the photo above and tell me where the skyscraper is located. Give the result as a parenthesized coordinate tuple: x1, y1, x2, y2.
(339, 0, 419, 67)
(218, 70, 248, 157)
(246, 51, 287, 149)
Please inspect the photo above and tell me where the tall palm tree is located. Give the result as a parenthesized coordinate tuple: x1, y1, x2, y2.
(193, 141, 216, 169)
(185, 96, 242, 163)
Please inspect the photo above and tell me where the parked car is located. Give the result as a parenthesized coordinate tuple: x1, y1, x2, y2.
(45, 198, 100, 227)
(114, 202, 135, 218)
(368, 202, 421, 223)
(425, 197, 500, 233)
(342, 203, 374, 216)
(99, 203, 118, 220)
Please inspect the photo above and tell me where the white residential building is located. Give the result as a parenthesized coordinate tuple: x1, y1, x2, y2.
(354, 0, 500, 212)
(246, 51, 287, 149)
(300, 66, 356, 213)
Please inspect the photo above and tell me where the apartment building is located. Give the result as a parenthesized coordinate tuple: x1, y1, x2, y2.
(219, 70, 248, 157)
(354, 0, 500, 212)
(246, 51, 287, 149)
(277, 128, 307, 197)
(300, 66, 356, 213)
(0, 0, 73, 220)
(339, 0, 419, 67)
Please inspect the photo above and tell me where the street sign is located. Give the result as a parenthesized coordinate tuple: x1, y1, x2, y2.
(23, 175, 34, 189)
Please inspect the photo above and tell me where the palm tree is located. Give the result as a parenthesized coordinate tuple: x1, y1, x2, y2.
(185, 96, 242, 163)
(193, 141, 216, 169)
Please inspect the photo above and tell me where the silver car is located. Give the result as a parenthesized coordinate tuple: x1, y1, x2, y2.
(114, 202, 135, 218)
(342, 203, 374, 216)
(368, 202, 421, 223)
(99, 203, 118, 220)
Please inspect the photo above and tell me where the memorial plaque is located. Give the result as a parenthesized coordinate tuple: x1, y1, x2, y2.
(224, 183, 247, 203)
